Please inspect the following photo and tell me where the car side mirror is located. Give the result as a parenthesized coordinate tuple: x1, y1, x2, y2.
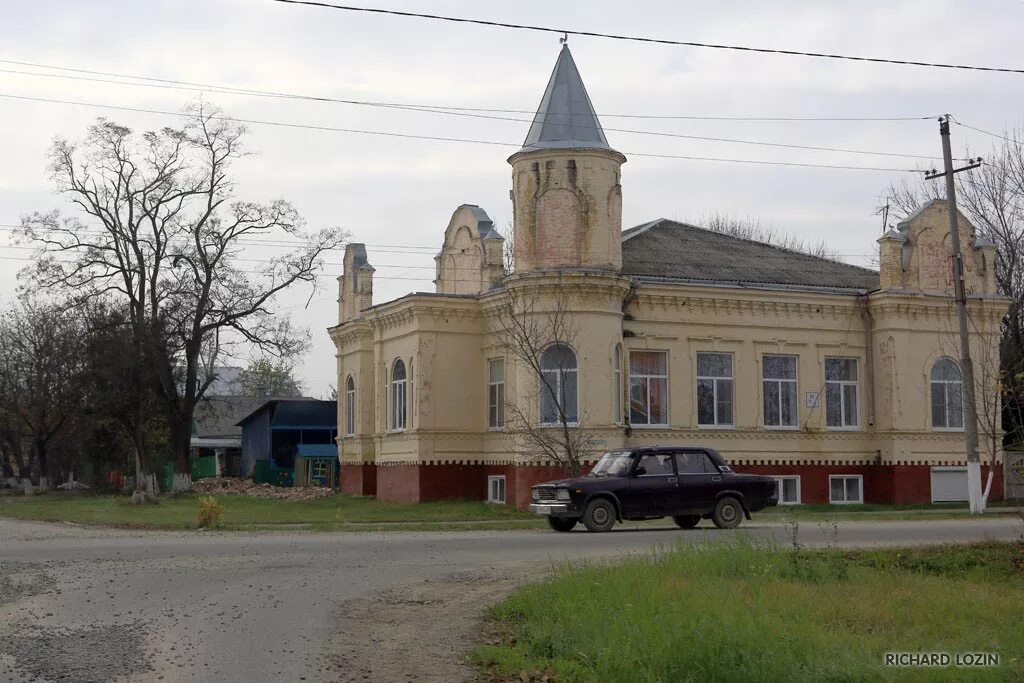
(633, 466, 647, 477)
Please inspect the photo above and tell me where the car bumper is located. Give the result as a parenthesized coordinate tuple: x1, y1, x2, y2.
(529, 503, 575, 516)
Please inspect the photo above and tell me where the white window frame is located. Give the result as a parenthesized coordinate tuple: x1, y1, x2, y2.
(390, 359, 407, 432)
(930, 358, 965, 432)
(629, 350, 669, 428)
(488, 358, 505, 430)
(696, 352, 735, 428)
(762, 355, 799, 429)
(539, 343, 579, 427)
(824, 357, 860, 431)
(828, 474, 864, 504)
(771, 475, 801, 505)
(487, 475, 506, 504)
(344, 376, 356, 437)
(613, 344, 623, 425)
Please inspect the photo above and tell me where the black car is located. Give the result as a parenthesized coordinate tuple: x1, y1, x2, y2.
(529, 447, 777, 532)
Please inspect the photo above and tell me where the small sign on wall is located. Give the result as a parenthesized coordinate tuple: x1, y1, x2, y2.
(805, 391, 820, 408)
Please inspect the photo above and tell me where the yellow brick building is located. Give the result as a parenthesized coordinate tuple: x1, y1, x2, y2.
(329, 45, 1007, 508)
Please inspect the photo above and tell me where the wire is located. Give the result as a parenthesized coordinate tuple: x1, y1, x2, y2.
(272, 1, 1024, 75)
(0, 67, 946, 160)
(0, 93, 922, 173)
(951, 117, 1017, 144)
(0, 58, 940, 122)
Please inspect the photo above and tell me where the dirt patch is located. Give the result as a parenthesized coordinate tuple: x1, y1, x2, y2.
(322, 569, 527, 682)
(0, 563, 58, 607)
(193, 477, 335, 500)
(0, 621, 153, 682)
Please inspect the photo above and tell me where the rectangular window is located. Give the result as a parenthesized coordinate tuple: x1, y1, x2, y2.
(825, 358, 859, 429)
(829, 475, 863, 504)
(487, 475, 506, 504)
(675, 451, 715, 475)
(763, 355, 798, 428)
(697, 352, 734, 427)
(629, 351, 668, 426)
(772, 476, 801, 504)
(488, 358, 505, 429)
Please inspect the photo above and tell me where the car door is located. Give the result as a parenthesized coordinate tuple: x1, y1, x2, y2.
(671, 450, 720, 513)
(620, 451, 675, 517)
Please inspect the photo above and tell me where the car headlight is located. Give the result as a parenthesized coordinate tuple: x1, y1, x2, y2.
(556, 488, 571, 501)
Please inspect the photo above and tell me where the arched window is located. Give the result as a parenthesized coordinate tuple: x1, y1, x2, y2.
(613, 344, 622, 424)
(391, 360, 407, 430)
(344, 376, 356, 436)
(539, 343, 578, 425)
(930, 358, 963, 430)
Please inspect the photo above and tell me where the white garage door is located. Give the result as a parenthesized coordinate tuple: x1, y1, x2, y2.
(930, 467, 968, 503)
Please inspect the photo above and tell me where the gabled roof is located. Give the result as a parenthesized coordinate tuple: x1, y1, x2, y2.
(621, 219, 880, 292)
(192, 394, 297, 439)
(235, 399, 337, 428)
(521, 44, 613, 153)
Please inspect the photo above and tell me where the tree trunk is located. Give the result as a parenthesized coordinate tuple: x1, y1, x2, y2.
(130, 438, 151, 505)
(21, 477, 33, 495)
(36, 441, 50, 492)
(168, 414, 193, 493)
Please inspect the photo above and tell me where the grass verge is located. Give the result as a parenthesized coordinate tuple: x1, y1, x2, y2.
(473, 540, 1024, 682)
(0, 492, 541, 530)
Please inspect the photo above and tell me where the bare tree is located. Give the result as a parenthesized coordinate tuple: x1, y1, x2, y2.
(492, 277, 593, 476)
(693, 212, 843, 261)
(0, 296, 87, 493)
(19, 103, 348, 491)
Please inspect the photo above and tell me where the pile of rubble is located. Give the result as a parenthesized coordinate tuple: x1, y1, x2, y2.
(192, 477, 336, 501)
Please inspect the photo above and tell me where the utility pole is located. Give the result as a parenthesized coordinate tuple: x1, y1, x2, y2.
(925, 116, 984, 512)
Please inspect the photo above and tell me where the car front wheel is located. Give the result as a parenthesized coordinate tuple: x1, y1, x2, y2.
(582, 499, 616, 533)
(673, 515, 701, 529)
(711, 496, 743, 529)
(547, 517, 578, 533)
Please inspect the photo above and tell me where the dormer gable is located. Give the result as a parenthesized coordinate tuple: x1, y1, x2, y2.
(434, 204, 505, 295)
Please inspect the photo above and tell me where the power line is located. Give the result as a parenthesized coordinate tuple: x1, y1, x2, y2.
(0, 65, 948, 160)
(272, 1, 1024, 75)
(951, 117, 1018, 144)
(0, 93, 922, 173)
(0, 58, 939, 122)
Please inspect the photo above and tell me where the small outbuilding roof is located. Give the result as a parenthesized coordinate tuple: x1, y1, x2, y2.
(235, 399, 338, 428)
(621, 219, 880, 292)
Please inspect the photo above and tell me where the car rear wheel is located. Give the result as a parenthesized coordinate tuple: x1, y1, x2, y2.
(547, 517, 578, 533)
(712, 497, 743, 529)
(582, 499, 616, 533)
(672, 515, 701, 529)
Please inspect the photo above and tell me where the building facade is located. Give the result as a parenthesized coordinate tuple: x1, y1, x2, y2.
(329, 45, 1007, 508)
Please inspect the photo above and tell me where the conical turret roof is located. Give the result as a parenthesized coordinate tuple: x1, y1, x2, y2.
(521, 44, 613, 153)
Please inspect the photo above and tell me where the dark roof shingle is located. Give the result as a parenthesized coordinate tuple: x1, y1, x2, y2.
(621, 219, 879, 291)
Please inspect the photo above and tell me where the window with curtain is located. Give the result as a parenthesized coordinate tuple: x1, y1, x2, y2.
(344, 375, 355, 436)
(825, 358, 858, 428)
(391, 359, 407, 430)
(539, 343, 578, 425)
(629, 350, 668, 426)
(930, 358, 964, 429)
(488, 358, 504, 429)
(763, 355, 798, 427)
(697, 352, 734, 427)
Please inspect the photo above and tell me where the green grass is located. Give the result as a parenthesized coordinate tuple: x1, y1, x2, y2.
(758, 501, 1021, 522)
(0, 492, 541, 530)
(473, 540, 1024, 682)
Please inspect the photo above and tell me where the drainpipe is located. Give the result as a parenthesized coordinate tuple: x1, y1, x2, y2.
(858, 294, 876, 428)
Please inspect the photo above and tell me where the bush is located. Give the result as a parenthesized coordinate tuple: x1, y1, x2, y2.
(196, 496, 225, 528)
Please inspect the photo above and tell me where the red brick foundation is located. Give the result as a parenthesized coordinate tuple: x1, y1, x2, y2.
(353, 461, 1005, 508)
(339, 463, 377, 496)
(738, 463, 1004, 505)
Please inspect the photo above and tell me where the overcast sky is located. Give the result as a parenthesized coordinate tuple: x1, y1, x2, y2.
(1, 1, 1021, 396)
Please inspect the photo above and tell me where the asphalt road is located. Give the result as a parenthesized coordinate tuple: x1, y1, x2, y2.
(0, 516, 1020, 682)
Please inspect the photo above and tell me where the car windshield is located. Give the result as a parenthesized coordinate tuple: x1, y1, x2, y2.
(589, 451, 634, 477)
